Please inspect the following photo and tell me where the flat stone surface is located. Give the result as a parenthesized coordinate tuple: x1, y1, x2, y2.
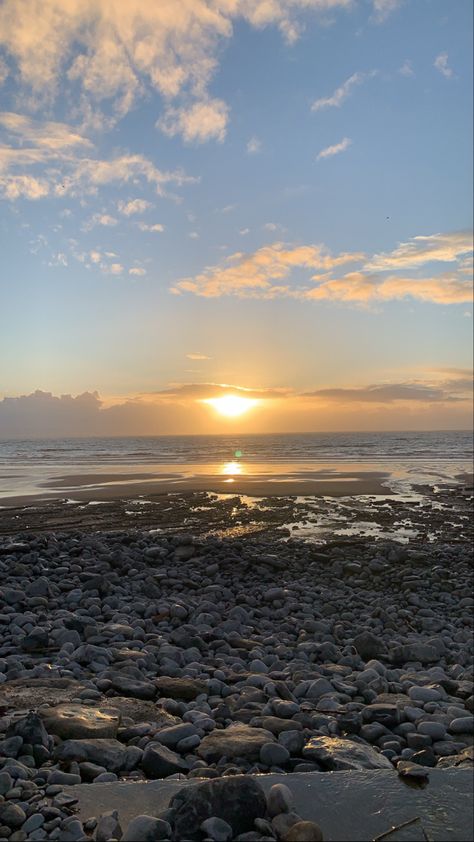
(40, 704, 121, 740)
(67, 769, 474, 841)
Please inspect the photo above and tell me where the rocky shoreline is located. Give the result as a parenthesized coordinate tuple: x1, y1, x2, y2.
(0, 522, 473, 840)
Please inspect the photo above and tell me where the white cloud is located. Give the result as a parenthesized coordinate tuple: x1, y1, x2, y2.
(0, 0, 354, 142)
(434, 52, 454, 79)
(129, 267, 146, 276)
(0, 174, 49, 200)
(189, 231, 199, 239)
(186, 353, 211, 360)
(158, 98, 229, 143)
(399, 59, 414, 77)
(118, 198, 152, 216)
(239, 228, 250, 236)
(137, 222, 165, 233)
(317, 137, 352, 160)
(371, 0, 402, 23)
(247, 136, 262, 154)
(311, 71, 375, 111)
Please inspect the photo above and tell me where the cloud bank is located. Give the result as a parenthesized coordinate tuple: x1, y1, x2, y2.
(1, 372, 471, 437)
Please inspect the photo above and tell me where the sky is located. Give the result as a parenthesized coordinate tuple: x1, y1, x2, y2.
(0, 0, 472, 436)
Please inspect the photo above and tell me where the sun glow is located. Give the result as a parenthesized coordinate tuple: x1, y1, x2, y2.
(202, 395, 259, 417)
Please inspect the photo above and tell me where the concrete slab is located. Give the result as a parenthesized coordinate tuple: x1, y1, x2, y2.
(66, 769, 474, 841)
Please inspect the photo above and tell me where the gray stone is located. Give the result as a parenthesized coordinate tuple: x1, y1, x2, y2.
(123, 816, 171, 841)
(6, 714, 49, 748)
(260, 743, 290, 767)
(353, 631, 385, 661)
(303, 736, 393, 771)
(449, 717, 474, 735)
(266, 783, 294, 818)
(0, 804, 26, 828)
(200, 817, 233, 841)
(155, 677, 207, 701)
(170, 776, 267, 841)
(142, 744, 188, 779)
(198, 724, 275, 763)
(54, 739, 128, 772)
(153, 724, 197, 749)
(95, 810, 122, 842)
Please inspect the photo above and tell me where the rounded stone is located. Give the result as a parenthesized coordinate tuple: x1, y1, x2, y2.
(260, 742, 290, 767)
(267, 783, 294, 818)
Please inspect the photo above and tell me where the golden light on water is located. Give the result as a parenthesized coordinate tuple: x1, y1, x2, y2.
(202, 395, 259, 417)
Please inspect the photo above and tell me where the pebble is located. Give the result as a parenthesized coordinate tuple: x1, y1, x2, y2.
(0, 528, 471, 840)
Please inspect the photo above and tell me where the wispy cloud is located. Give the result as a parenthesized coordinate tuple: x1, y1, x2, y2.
(399, 59, 414, 77)
(137, 222, 165, 233)
(129, 267, 146, 276)
(0, 112, 197, 202)
(371, 0, 403, 23)
(311, 71, 375, 111)
(365, 231, 473, 271)
(171, 231, 473, 306)
(118, 199, 152, 216)
(317, 137, 352, 160)
(83, 213, 118, 231)
(434, 52, 454, 79)
(0, 111, 92, 150)
(247, 136, 262, 154)
(186, 353, 212, 360)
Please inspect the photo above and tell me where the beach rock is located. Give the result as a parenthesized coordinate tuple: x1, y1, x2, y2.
(123, 816, 171, 841)
(6, 713, 49, 748)
(0, 803, 26, 828)
(266, 783, 294, 817)
(95, 810, 122, 842)
(155, 677, 207, 701)
(389, 643, 440, 664)
(169, 776, 267, 841)
(54, 739, 128, 772)
(142, 743, 188, 778)
(198, 724, 275, 763)
(260, 742, 290, 766)
(353, 631, 385, 661)
(153, 723, 197, 748)
(40, 704, 120, 740)
(200, 817, 233, 841)
(302, 736, 393, 771)
(281, 822, 324, 842)
(397, 761, 430, 780)
(108, 674, 157, 700)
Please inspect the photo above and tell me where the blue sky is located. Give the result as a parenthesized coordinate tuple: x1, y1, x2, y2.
(0, 0, 472, 434)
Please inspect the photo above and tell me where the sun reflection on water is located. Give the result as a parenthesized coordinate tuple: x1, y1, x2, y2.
(222, 460, 244, 475)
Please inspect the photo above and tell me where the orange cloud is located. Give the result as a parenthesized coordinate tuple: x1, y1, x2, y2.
(172, 232, 473, 306)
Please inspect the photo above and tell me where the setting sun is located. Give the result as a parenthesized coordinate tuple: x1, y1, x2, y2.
(202, 395, 259, 417)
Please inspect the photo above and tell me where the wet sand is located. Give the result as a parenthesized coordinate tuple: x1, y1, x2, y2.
(0, 467, 394, 507)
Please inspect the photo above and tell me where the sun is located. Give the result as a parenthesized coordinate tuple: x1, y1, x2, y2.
(202, 395, 259, 417)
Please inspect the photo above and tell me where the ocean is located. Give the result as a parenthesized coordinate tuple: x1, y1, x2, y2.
(1, 430, 472, 467)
